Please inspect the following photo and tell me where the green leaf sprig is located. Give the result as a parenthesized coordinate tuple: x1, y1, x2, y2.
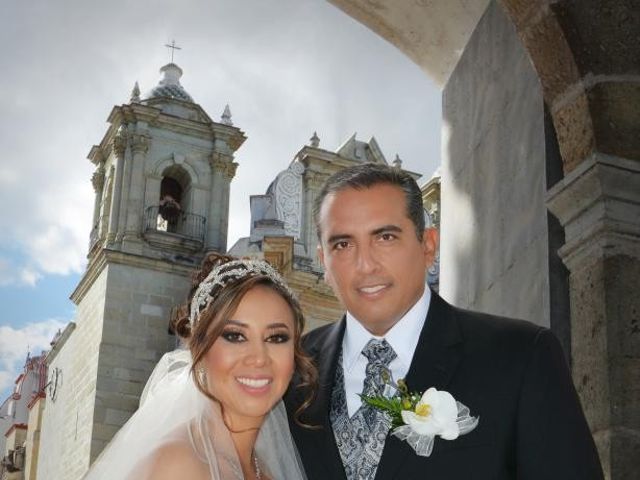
(360, 375, 423, 428)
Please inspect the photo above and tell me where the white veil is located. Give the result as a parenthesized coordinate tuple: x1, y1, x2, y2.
(84, 349, 307, 479)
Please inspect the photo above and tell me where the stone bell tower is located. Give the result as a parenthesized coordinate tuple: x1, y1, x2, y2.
(35, 62, 245, 480)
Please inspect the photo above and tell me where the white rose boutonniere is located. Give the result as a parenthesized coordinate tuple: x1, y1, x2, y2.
(361, 376, 479, 457)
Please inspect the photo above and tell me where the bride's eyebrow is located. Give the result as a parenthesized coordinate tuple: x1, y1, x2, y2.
(224, 319, 248, 328)
(267, 322, 291, 330)
(224, 320, 291, 330)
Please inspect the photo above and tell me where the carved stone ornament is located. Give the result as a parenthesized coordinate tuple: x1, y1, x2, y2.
(224, 162, 238, 180)
(210, 152, 232, 170)
(211, 159, 227, 170)
(306, 171, 326, 189)
(131, 133, 151, 154)
(274, 161, 305, 239)
(91, 166, 106, 192)
(113, 127, 127, 157)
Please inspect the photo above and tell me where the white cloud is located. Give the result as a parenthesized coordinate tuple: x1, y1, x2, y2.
(0, 318, 67, 395)
(0, 257, 42, 287)
(19, 268, 42, 287)
(0, 0, 440, 282)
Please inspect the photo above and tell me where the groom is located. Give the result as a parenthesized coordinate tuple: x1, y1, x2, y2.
(284, 163, 603, 479)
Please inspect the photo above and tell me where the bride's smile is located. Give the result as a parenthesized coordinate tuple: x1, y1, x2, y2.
(235, 377, 272, 389)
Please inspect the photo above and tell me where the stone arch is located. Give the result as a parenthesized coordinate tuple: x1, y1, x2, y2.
(155, 163, 195, 234)
(328, 0, 638, 173)
(499, 0, 638, 173)
(151, 154, 200, 185)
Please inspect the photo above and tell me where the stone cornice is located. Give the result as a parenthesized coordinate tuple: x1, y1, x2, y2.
(546, 152, 640, 267)
(103, 104, 247, 152)
(559, 223, 640, 271)
(70, 251, 108, 304)
(297, 147, 348, 168)
(71, 248, 196, 304)
(46, 323, 76, 364)
(87, 145, 104, 166)
(210, 123, 246, 153)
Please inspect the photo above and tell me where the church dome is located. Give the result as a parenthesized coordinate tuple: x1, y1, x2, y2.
(144, 63, 194, 102)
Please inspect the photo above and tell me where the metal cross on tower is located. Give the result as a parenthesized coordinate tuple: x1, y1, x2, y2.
(165, 40, 182, 63)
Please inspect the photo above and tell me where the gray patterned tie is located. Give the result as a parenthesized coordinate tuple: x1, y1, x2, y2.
(361, 339, 397, 426)
(330, 339, 397, 480)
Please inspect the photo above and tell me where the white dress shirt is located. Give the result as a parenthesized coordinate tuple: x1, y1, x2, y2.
(341, 287, 431, 417)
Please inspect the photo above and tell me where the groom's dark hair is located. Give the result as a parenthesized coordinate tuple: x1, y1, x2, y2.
(313, 162, 425, 240)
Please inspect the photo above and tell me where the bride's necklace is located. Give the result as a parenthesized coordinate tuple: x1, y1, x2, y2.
(253, 453, 262, 480)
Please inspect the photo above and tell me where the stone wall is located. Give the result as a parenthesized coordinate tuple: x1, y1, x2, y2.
(91, 259, 190, 461)
(24, 397, 44, 480)
(440, 0, 550, 327)
(36, 270, 105, 480)
(36, 256, 192, 480)
(547, 154, 640, 479)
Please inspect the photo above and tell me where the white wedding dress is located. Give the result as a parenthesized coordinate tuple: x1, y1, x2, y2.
(84, 349, 307, 479)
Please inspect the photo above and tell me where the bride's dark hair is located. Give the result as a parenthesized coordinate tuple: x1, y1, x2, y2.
(171, 252, 317, 426)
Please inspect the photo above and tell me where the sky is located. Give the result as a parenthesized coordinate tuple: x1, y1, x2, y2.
(0, 0, 441, 399)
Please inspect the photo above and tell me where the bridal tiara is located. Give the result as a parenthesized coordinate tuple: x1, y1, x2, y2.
(189, 259, 295, 327)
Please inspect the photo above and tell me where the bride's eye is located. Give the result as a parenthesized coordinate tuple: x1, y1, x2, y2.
(266, 332, 291, 344)
(221, 330, 246, 343)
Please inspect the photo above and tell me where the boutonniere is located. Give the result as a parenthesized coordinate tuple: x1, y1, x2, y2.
(361, 374, 479, 457)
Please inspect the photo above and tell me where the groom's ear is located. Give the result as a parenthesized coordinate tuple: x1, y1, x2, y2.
(316, 244, 330, 283)
(422, 227, 439, 267)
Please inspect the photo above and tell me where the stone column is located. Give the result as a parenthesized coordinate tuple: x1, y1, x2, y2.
(115, 139, 133, 243)
(303, 171, 326, 264)
(207, 155, 225, 252)
(218, 161, 238, 253)
(207, 153, 236, 252)
(124, 132, 150, 241)
(90, 165, 105, 241)
(546, 153, 640, 479)
(107, 131, 126, 244)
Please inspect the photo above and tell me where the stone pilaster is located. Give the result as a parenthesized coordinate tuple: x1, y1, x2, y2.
(90, 164, 105, 238)
(123, 132, 150, 243)
(207, 155, 225, 252)
(107, 130, 126, 244)
(303, 170, 327, 262)
(546, 153, 640, 479)
(207, 153, 236, 252)
(115, 137, 134, 243)
(218, 160, 237, 253)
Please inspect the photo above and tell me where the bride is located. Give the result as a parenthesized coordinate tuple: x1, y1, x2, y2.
(84, 253, 316, 479)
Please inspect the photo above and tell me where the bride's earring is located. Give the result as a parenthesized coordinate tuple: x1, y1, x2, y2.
(198, 366, 206, 384)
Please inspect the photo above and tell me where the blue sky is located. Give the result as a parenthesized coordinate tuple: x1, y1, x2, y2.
(0, 274, 78, 326)
(0, 0, 441, 400)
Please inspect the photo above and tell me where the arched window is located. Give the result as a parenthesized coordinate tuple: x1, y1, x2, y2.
(157, 165, 191, 234)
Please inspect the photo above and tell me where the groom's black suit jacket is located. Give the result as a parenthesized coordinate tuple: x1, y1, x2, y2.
(284, 292, 603, 479)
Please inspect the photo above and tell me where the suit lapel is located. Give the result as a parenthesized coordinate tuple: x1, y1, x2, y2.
(375, 292, 463, 479)
(306, 318, 348, 480)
